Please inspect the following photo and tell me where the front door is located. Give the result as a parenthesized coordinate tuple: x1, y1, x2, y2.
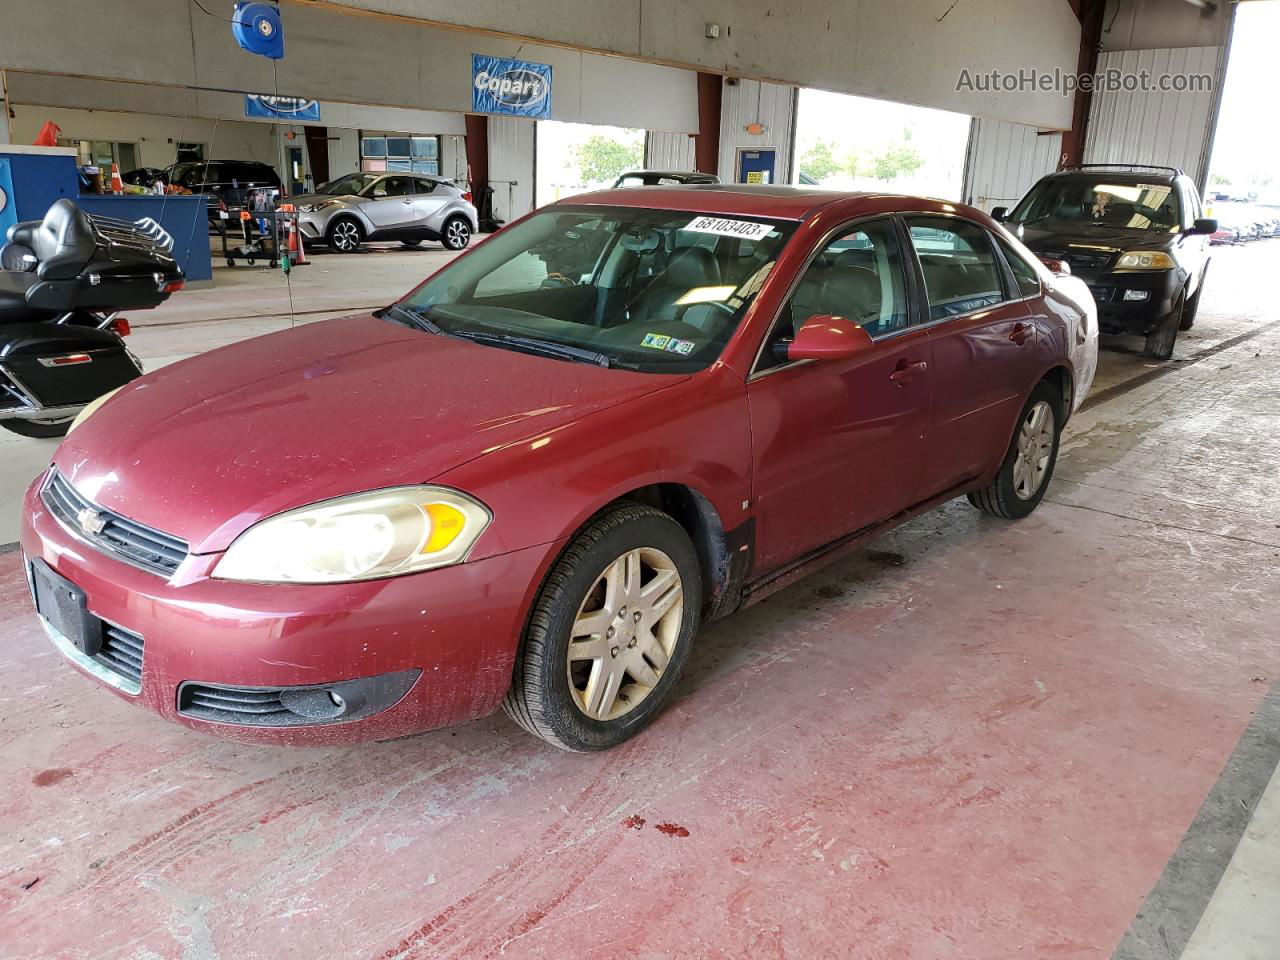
(747, 217, 932, 574)
(360, 175, 419, 230)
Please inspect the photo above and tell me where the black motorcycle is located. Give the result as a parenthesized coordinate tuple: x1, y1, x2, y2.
(0, 199, 184, 437)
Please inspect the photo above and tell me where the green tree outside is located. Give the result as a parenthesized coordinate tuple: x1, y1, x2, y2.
(574, 134, 643, 185)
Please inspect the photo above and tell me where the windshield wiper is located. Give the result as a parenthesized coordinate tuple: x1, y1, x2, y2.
(377, 303, 445, 335)
(451, 330, 614, 368)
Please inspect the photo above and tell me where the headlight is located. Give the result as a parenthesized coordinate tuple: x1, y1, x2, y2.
(68, 386, 123, 434)
(1114, 251, 1176, 271)
(300, 200, 338, 213)
(213, 486, 491, 583)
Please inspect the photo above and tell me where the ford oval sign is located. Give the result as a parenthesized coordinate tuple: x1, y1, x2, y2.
(472, 54, 552, 119)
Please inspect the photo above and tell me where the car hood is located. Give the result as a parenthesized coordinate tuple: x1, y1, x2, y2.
(1014, 223, 1173, 253)
(54, 315, 685, 554)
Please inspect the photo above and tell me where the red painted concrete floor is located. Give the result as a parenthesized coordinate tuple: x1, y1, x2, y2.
(2, 249, 1278, 959)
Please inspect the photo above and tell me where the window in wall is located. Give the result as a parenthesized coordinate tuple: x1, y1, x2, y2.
(175, 142, 205, 163)
(63, 139, 141, 171)
(360, 132, 439, 175)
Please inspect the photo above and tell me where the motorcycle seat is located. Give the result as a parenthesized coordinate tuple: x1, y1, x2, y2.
(0, 271, 41, 322)
(6, 198, 98, 281)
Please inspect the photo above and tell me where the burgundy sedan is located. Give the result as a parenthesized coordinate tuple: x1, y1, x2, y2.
(21, 187, 1097, 751)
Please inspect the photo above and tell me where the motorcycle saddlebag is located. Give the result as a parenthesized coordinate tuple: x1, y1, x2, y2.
(0, 324, 141, 407)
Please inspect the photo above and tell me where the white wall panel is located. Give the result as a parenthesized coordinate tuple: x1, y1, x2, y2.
(962, 118, 1062, 213)
(488, 117, 535, 224)
(645, 131, 696, 172)
(718, 79, 796, 184)
(1083, 46, 1223, 187)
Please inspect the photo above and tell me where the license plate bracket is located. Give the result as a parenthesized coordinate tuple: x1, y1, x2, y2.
(30, 558, 102, 657)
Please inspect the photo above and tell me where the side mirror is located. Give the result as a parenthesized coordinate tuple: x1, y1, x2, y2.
(1190, 218, 1218, 235)
(1039, 257, 1072, 277)
(786, 314, 874, 362)
(991, 206, 1009, 222)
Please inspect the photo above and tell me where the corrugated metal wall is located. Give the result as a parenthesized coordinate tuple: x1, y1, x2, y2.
(487, 117, 536, 224)
(718, 79, 797, 183)
(962, 118, 1063, 213)
(645, 131, 697, 171)
(1083, 46, 1223, 186)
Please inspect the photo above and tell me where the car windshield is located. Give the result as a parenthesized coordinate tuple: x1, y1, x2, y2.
(318, 173, 381, 196)
(398, 205, 795, 373)
(169, 162, 208, 185)
(1010, 178, 1182, 232)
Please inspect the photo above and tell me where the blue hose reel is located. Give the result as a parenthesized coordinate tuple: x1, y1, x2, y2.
(231, 2, 285, 60)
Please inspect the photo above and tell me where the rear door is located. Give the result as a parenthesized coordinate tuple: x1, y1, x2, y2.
(360, 176, 419, 229)
(905, 216, 1036, 497)
(746, 217, 933, 573)
(410, 177, 450, 226)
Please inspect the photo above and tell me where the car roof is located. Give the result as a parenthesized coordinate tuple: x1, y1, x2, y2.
(1040, 168, 1181, 185)
(618, 170, 718, 180)
(561, 184, 983, 222)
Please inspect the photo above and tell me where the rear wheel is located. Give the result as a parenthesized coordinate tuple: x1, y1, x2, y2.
(326, 218, 363, 253)
(967, 382, 1063, 520)
(2, 417, 72, 439)
(1144, 290, 1184, 359)
(503, 504, 701, 752)
(442, 216, 471, 251)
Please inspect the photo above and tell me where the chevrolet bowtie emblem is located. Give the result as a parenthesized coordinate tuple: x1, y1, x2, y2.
(76, 507, 107, 536)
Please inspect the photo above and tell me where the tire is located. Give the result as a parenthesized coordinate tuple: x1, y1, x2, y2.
(2, 417, 72, 439)
(1144, 290, 1184, 359)
(400, 239, 423, 248)
(1179, 271, 1207, 331)
(503, 503, 702, 752)
(441, 216, 472, 251)
(326, 218, 364, 253)
(967, 381, 1063, 520)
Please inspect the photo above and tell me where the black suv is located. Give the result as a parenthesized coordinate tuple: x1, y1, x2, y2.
(163, 160, 283, 222)
(994, 165, 1216, 359)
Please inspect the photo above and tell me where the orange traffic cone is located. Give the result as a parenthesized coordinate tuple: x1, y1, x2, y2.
(280, 204, 306, 265)
(110, 163, 124, 194)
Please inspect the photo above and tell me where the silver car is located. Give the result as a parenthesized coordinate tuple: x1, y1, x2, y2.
(294, 172, 478, 253)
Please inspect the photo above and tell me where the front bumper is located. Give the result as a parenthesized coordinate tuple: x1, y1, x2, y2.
(1084, 270, 1181, 335)
(20, 477, 555, 745)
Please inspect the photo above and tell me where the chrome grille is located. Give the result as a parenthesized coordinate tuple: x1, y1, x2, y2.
(42, 470, 189, 576)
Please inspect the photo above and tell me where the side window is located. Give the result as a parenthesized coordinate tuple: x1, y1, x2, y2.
(415, 178, 437, 195)
(760, 218, 909, 368)
(996, 237, 1041, 298)
(907, 218, 1006, 321)
(372, 176, 414, 198)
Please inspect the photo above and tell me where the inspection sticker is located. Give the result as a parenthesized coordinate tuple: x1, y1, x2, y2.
(684, 216, 774, 241)
(641, 333, 696, 355)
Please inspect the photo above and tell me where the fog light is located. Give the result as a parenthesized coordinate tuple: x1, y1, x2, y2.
(1123, 289, 1150, 301)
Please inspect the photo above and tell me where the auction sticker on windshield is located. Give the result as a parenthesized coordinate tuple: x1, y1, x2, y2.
(685, 216, 775, 241)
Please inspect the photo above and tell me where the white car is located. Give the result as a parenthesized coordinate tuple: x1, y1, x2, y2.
(294, 172, 479, 253)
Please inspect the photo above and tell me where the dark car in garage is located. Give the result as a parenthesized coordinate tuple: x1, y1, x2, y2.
(22, 187, 1096, 751)
(994, 165, 1216, 359)
(161, 159, 283, 221)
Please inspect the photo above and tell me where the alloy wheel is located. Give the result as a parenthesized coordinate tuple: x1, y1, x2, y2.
(445, 219, 470, 249)
(1013, 400, 1055, 500)
(566, 547, 684, 721)
(332, 221, 360, 251)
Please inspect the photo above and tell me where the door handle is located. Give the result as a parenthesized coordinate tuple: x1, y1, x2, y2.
(889, 358, 928, 385)
(401, 199, 414, 204)
(1009, 322, 1031, 346)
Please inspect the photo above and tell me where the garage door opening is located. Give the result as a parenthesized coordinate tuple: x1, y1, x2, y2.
(535, 120, 644, 206)
(1205, 1, 1280, 208)
(794, 89, 971, 198)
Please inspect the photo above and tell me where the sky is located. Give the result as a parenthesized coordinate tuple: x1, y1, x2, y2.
(1207, 1, 1280, 193)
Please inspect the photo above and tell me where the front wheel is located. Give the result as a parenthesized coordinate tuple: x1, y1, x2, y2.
(2, 417, 72, 439)
(967, 382, 1063, 520)
(503, 503, 701, 751)
(441, 216, 472, 251)
(326, 218, 363, 253)
(1144, 290, 1184, 359)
